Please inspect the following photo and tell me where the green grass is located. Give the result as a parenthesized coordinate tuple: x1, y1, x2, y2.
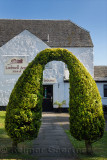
(65, 130, 107, 160)
(1, 111, 107, 160)
(0, 111, 38, 159)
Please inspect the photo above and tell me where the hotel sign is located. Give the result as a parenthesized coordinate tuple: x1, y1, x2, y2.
(5, 57, 28, 74)
(43, 78, 56, 84)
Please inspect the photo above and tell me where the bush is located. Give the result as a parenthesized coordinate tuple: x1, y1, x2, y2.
(5, 48, 105, 152)
(54, 100, 66, 108)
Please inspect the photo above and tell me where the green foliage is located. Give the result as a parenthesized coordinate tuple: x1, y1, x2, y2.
(54, 100, 66, 108)
(5, 48, 105, 145)
(5, 64, 43, 143)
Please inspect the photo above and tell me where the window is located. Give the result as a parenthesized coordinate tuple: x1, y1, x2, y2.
(104, 84, 107, 97)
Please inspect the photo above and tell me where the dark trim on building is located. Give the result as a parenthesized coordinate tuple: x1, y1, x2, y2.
(64, 80, 69, 83)
(0, 106, 6, 111)
(95, 81, 107, 83)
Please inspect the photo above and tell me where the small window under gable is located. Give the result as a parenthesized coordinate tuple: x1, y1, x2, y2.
(104, 84, 107, 97)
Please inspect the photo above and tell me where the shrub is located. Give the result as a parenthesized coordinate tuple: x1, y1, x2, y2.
(5, 48, 105, 153)
(54, 100, 66, 108)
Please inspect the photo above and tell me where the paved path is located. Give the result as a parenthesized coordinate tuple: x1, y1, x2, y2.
(32, 112, 107, 160)
(32, 112, 77, 160)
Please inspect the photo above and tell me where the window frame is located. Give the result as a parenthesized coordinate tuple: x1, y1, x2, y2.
(104, 84, 107, 97)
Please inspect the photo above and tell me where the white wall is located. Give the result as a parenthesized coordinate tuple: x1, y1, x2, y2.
(96, 82, 107, 105)
(0, 30, 49, 106)
(64, 83, 69, 108)
(63, 47, 94, 77)
(0, 30, 94, 107)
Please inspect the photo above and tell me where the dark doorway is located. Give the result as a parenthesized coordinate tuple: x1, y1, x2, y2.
(42, 85, 53, 111)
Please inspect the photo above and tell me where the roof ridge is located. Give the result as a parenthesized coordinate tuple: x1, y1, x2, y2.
(0, 19, 90, 32)
(0, 19, 93, 47)
(0, 18, 70, 21)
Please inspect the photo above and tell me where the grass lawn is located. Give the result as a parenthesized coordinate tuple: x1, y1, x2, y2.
(1, 111, 107, 160)
(0, 111, 38, 159)
(65, 130, 107, 160)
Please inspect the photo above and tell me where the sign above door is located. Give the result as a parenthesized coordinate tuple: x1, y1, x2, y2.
(43, 78, 56, 84)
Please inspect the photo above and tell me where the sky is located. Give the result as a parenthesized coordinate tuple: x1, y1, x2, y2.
(0, 0, 107, 66)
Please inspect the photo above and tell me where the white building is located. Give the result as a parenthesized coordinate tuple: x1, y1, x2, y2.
(94, 66, 107, 112)
(0, 19, 102, 111)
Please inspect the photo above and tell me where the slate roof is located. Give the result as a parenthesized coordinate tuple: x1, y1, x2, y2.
(94, 66, 107, 82)
(0, 19, 93, 47)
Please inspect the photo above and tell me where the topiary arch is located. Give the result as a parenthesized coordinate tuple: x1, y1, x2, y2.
(5, 48, 105, 153)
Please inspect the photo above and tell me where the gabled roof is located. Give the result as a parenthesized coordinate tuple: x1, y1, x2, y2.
(94, 66, 107, 82)
(0, 30, 49, 57)
(0, 19, 93, 47)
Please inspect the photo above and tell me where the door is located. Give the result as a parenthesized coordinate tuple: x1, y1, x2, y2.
(42, 85, 53, 111)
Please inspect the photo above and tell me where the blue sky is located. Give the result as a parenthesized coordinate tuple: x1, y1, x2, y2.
(0, 0, 107, 66)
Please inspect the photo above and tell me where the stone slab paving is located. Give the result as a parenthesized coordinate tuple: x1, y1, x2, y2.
(32, 112, 77, 160)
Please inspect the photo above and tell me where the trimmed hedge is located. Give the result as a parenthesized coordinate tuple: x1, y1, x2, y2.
(5, 48, 105, 145)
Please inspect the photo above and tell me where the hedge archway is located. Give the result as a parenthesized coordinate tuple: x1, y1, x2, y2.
(5, 48, 105, 153)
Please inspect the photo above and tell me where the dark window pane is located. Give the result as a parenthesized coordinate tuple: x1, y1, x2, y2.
(104, 85, 107, 97)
